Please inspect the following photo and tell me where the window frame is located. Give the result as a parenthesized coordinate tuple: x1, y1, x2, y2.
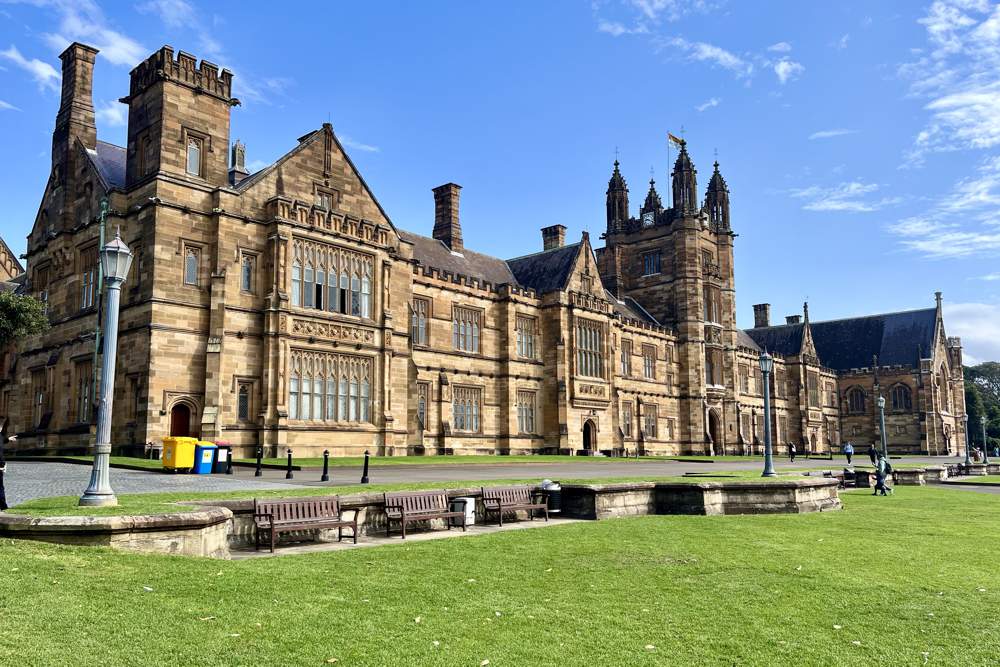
(239, 251, 257, 295)
(452, 306, 482, 354)
(641, 250, 661, 276)
(515, 315, 537, 359)
(642, 344, 656, 380)
(411, 298, 431, 347)
(182, 243, 202, 287)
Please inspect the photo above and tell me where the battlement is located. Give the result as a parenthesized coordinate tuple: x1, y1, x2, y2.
(411, 263, 537, 300)
(946, 336, 962, 348)
(128, 45, 233, 101)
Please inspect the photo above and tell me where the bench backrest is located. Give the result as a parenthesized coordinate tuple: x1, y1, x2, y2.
(384, 490, 450, 513)
(254, 496, 341, 522)
(482, 485, 536, 504)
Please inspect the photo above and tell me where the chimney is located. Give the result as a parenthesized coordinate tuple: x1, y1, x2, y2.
(753, 303, 771, 328)
(541, 224, 566, 251)
(786, 315, 801, 325)
(432, 183, 463, 252)
(51, 42, 99, 232)
(229, 139, 249, 186)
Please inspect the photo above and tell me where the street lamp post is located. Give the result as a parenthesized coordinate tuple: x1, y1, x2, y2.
(983, 416, 991, 466)
(79, 229, 133, 507)
(877, 395, 888, 460)
(964, 414, 973, 468)
(759, 351, 776, 477)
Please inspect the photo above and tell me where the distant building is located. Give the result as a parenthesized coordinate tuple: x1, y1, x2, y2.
(0, 43, 967, 457)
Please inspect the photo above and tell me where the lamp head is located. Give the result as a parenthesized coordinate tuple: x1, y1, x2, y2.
(877, 396, 885, 409)
(100, 227, 133, 282)
(758, 351, 773, 374)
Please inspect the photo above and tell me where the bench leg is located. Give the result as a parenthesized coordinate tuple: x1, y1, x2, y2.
(270, 529, 276, 554)
(461, 515, 466, 532)
(338, 527, 343, 543)
(498, 510, 503, 528)
(401, 520, 406, 540)
(353, 522, 359, 545)
(254, 528, 259, 551)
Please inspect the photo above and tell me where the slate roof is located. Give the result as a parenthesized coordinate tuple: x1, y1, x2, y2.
(810, 308, 937, 370)
(87, 141, 126, 189)
(505, 243, 581, 294)
(607, 291, 660, 325)
(744, 307, 937, 371)
(744, 323, 804, 357)
(400, 230, 517, 287)
(736, 329, 761, 351)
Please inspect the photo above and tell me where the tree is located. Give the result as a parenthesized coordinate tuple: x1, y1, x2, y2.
(967, 362, 1000, 405)
(965, 382, 988, 441)
(0, 290, 48, 349)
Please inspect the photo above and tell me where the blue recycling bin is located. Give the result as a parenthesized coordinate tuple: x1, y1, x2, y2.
(192, 442, 217, 474)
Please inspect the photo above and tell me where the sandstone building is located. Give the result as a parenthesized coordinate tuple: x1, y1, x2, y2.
(0, 43, 969, 458)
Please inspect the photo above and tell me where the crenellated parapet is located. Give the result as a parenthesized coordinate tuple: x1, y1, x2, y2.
(268, 196, 392, 247)
(127, 46, 233, 102)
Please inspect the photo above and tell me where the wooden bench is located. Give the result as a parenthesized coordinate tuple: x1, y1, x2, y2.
(481, 485, 548, 526)
(383, 490, 466, 539)
(253, 496, 359, 553)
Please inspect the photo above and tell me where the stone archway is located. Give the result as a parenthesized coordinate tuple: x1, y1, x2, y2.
(583, 419, 597, 452)
(708, 409, 723, 455)
(169, 402, 196, 438)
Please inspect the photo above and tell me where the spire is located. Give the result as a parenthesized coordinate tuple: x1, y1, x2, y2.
(704, 160, 730, 230)
(671, 139, 698, 214)
(640, 176, 663, 219)
(606, 159, 630, 234)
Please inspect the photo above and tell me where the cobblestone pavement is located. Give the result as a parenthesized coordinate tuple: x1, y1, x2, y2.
(3, 462, 309, 507)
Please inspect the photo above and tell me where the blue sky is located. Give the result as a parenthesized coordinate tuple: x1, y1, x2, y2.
(1, 1, 999, 362)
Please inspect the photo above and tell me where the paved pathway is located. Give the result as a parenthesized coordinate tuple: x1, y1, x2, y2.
(3, 462, 309, 507)
(2, 455, 979, 507)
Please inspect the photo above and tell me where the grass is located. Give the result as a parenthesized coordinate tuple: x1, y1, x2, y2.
(950, 475, 1000, 485)
(1, 486, 999, 665)
(9, 470, 803, 517)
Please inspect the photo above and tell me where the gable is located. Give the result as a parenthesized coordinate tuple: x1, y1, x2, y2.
(506, 243, 581, 294)
(237, 125, 396, 236)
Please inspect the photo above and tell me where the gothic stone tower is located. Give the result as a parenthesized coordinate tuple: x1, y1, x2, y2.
(596, 141, 738, 453)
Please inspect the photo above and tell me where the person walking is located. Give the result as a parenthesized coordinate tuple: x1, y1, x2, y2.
(873, 453, 890, 496)
(868, 443, 878, 467)
(843, 441, 854, 465)
(0, 423, 8, 512)
(789, 442, 797, 463)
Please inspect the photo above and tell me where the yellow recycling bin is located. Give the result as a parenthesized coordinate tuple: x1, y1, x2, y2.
(162, 436, 197, 472)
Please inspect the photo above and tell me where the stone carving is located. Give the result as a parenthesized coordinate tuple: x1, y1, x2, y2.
(579, 383, 606, 397)
(291, 317, 374, 344)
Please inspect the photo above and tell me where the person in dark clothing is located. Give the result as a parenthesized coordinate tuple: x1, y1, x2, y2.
(0, 422, 8, 512)
(868, 444, 878, 467)
(789, 442, 797, 462)
(873, 453, 892, 496)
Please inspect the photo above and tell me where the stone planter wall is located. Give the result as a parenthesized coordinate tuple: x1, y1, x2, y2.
(0, 508, 232, 558)
(893, 469, 926, 485)
(924, 466, 948, 482)
(559, 478, 840, 519)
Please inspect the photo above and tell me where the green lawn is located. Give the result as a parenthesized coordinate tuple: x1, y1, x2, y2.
(10, 471, 801, 517)
(1, 486, 998, 665)
(950, 475, 1000, 485)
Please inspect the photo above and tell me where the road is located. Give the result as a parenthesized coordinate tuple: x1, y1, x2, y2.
(4, 455, 992, 506)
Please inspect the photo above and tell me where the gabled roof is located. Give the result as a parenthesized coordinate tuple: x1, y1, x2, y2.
(744, 322, 804, 357)
(505, 243, 581, 294)
(86, 141, 126, 190)
(736, 329, 761, 351)
(744, 307, 938, 371)
(607, 291, 660, 325)
(401, 229, 516, 287)
(810, 308, 936, 370)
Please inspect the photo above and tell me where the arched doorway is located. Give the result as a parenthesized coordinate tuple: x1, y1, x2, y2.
(583, 420, 597, 452)
(170, 403, 192, 437)
(708, 410, 723, 455)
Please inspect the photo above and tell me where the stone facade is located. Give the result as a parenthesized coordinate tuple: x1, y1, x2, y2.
(0, 43, 968, 458)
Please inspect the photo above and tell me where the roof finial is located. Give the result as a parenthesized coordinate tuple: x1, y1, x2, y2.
(803, 301, 810, 323)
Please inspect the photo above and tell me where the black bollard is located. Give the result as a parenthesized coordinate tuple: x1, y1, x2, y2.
(225, 447, 233, 475)
(285, 448, 294, 480)
(254, 446, 263, 477)
(361, 449, 370, 484)
(321, 449, 330, 482)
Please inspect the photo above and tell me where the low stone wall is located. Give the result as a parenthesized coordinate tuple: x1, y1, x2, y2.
(559, 478, 841, 520)
(0, 508, 232, 558)
(924, 466, 948, 482)
(893, 469, 926, 485)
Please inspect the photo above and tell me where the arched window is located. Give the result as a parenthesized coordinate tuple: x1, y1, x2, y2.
(325, 378, 336, 420)
(847, 387, 865, 414)
(938, 366, 951, 412)
(237, 383, 250, 421)
(891, 384, 912, 412)
(349, 377, 359, 421)
(303, 263, 315, 308)
(186, 138, 202, 176)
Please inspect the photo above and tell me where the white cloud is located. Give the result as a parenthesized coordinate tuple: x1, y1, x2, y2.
(0, 45, 59, 91)
(774, 58, 804, 84)
(95, 100, 125, 127)
(695, 97, 720, 112)
(35, 0, 146, 66)
(627, 0, 716, 22)
(340, 136, 380, 153)
(137, 0, 224, 61)
(659, 36, 753, 78)
(943, 302, 1000, 364)
(900, 1, 1000, 162)
(976, 272, 1000, 280)
(0, 99, 21, 111)
(888, 156, 1000, 257)
(836, 33, 850, 49)
(597, 20, 648, 36)
(767, 41, 792, 53)
(809, 128, 859, 140)
(790, 181, 901, 212)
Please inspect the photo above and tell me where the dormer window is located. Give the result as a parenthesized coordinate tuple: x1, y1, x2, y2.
(186, 137, 202, 177)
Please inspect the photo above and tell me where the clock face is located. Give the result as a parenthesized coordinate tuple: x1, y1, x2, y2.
(642, 211, 655, 227)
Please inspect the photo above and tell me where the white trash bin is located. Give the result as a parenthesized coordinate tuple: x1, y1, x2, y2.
(450, 497, 476, 526)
